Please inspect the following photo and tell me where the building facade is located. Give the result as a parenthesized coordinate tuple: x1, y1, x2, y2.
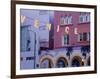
(20, 9, 91, 69)
(20, 9, 54, 69)
(54, 11, 90, 48)
(39, 11, 90, 68)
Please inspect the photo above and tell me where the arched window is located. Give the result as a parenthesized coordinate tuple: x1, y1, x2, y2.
(41, 58, 53, 68)
(57, 58, 68, 68)
(71, 56, 82, 67)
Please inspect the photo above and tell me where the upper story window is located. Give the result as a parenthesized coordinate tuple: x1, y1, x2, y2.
(79, 13, 90, 23)
(60, 16, 65, 25)
(60, 15, 72, 25)
(65, 16, 72, 25)
(78, 32, 90, 42)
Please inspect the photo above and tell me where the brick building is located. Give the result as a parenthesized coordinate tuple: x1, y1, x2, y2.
(40, 11, 90, 68)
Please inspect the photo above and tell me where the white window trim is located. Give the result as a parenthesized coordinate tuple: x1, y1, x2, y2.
(60, 16, 72, 25)
(77, 32, 90, 42)
(79, 13, 90, 23)
(62, 35, 69, 46)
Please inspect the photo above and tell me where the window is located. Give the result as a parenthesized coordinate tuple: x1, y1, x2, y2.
(41, 59, 53, 68)
(57, 59, 66, 68)
(78, 32, 90, 42)
(60, 15, 72, 25)
(85, 14, 90, 22)
(72, 58, 81, 67)
(79, 13, 90, 23)
(79, 14, 83, 23)
(65, 16, 68, 24)
(83, 33, 87, 41)
(65, 16, 72, 25)
(62, 34, 69, 46)
(68, 16, 72, 24)
(26, 57, 34, 60)
(57, 58, 68, 68)
(80, 33, 83, 41)
(60, 16, 65, 25)
(26, 40, 31, 51)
